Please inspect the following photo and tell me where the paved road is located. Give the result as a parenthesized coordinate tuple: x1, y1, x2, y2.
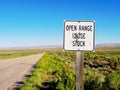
(0, 53, 44, 90)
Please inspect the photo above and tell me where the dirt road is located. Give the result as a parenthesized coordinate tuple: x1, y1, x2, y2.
(0, 53, 44, 90)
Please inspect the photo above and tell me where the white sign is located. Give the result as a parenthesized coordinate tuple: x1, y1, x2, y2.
(63, 21, 95, 51)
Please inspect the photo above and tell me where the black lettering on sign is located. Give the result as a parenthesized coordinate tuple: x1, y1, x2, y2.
(72, 40, 85, 47)
(72, 33, 85, 39)
(66, 25, 77, 31)
(79, 25, 92, 31)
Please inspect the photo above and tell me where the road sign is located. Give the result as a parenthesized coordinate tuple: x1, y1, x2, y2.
(63, 21, 95, 51)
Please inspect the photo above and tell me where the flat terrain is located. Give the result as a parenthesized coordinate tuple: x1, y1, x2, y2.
(0, 53, 44, 90)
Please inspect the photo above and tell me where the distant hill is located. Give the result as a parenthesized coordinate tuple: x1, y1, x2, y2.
(96, 43, 120, 47)
(0, 44, 120, 50)
(0, 45, 62, 50)
(96, 43, 120, 50)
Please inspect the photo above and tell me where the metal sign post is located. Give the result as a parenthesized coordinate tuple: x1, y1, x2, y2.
(76, 52, 84, 90)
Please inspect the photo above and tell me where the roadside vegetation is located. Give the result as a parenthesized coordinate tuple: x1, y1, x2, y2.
(20, 49, 120, 90)
(21, 51, 75, 90)
(0, 49, 43, 60)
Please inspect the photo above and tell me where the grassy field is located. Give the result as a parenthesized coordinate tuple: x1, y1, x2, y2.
(20, 48, 120, 90)
(1, 48, 119, 90)
(84, 50, 120, 90)
(0, 49, 43, 60)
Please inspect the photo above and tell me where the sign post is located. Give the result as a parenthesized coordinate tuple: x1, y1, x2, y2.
(76, 52, 84, 90)
(63, 20, 95, 90)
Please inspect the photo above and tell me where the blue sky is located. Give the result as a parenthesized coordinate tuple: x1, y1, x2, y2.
(0, 0, 120, 47)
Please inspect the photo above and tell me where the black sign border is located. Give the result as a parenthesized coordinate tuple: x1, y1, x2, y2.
(63, 20, 95, 52)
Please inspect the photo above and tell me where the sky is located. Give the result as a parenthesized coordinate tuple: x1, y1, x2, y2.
(0, 0, 120, 47)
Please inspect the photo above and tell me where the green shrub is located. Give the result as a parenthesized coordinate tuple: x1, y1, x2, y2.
(21, 52, 76, 90)
(104, 70, 120, 90)
(84, 69, 105, 90)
